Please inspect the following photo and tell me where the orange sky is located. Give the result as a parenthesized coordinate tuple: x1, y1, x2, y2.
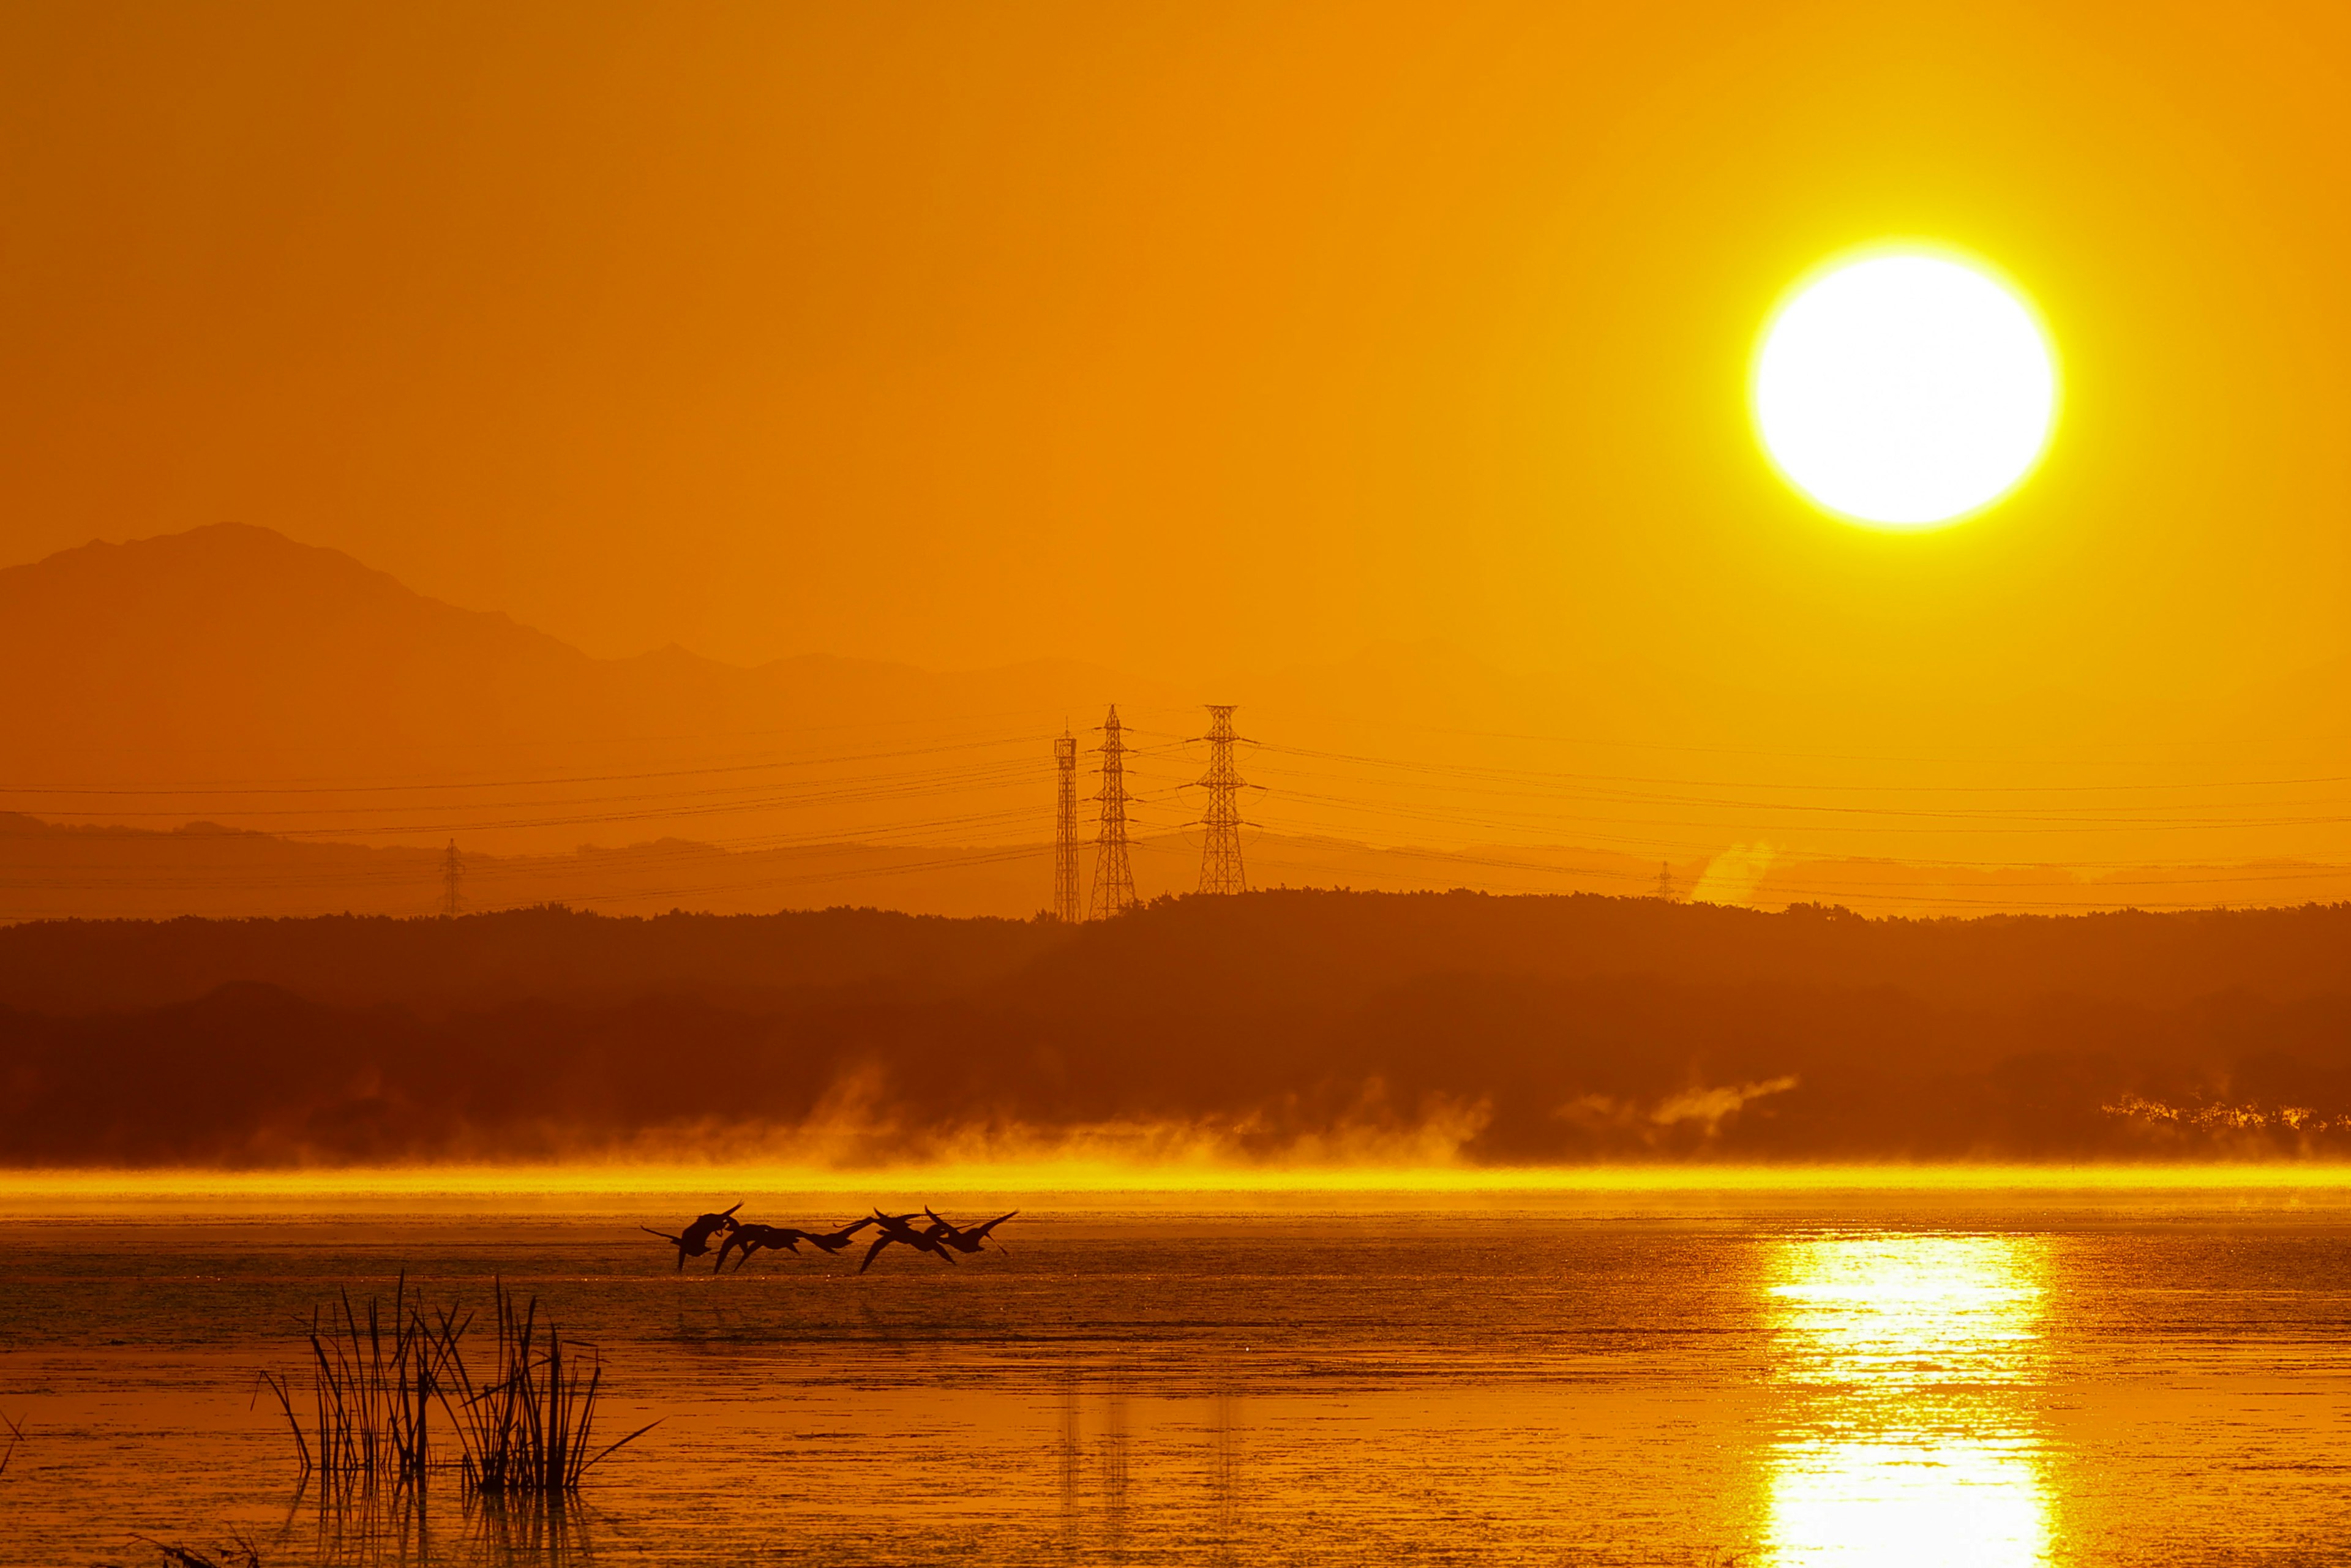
(4, 4, 2350, 775)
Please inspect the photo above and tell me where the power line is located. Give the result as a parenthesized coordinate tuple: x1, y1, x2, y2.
(1252, 757, 2351, 827)
(27, 698, 2351, 920)
(0, 734, 1033, 798)
(1272, 711, 2327, 771)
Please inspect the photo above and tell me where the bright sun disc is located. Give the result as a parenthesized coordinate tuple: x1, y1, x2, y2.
(1753, 250, 2056, 528)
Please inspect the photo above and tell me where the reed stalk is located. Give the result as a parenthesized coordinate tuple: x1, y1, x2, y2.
(260, 1277, 655, 1498)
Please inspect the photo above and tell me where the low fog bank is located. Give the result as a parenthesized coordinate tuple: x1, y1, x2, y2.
(7, 891, 2351, 1166)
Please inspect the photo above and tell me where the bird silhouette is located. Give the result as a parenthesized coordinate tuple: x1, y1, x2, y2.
(642, 1202, 742, 1271)
(801, 1217, 879, 1254)
(716, 1216, 879, 1270)
(714, 1222, 810, 1271)
(923, 1207, 1020, 1255)
(858, 1209, 959, 1274)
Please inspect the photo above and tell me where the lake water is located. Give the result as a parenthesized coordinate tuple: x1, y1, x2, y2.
(3, 1187, 2350, 1566)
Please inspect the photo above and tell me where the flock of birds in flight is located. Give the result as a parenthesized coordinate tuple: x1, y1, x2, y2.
(642, 1202, 1020, 1275)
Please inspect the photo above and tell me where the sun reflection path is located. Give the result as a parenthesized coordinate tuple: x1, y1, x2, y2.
(1765, 1234, 2052, 1567)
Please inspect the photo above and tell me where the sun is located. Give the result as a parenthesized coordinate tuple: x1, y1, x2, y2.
(1753, 248, 2057, 529)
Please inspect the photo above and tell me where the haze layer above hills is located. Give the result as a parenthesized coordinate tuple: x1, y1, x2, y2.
(10, 523, 2351, 917)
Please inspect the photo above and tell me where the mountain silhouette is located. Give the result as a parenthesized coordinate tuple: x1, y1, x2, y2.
(0, 522, 1152, 760)
(9, 524, 2351, 919)
(1, 523, 594, 755)
(0, 524, 1166, 858)
(0, 530, 1704, 914)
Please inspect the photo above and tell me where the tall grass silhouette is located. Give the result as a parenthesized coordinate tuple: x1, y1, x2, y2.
(257, 1276, 654, 1497)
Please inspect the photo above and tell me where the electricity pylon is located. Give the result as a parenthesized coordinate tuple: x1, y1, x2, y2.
(1053, 732, 1081, 923)
(1194, 704, 1250, 895)
(441, 839, 463, 918)
(1088, 705, 1140, 919)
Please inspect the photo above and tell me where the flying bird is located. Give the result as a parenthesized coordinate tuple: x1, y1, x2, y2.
(858, 1209, 959, 1274)
(714, 1221, 812, 1272)
(641, 1202, 743, 1271)
(716, 1215, 880, 1270)
(923, 1207, 1020, 1256)
(801, 1217, 879, 1255)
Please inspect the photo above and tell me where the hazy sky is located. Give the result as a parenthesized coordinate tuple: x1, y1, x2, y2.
(4, 1, 2347, 726)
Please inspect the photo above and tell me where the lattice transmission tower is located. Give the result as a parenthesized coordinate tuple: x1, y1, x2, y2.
(1052, 732, 1081, 923)
(1194, 704, 1251, 895)
(440, 839, 463, 918)
(1088, 705, 1141, 919)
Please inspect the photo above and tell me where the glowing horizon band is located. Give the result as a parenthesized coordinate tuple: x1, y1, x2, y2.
(10, 1161, 2351, 1207)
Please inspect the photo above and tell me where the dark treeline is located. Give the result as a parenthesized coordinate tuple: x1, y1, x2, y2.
(7, 891, 2351, 1165)
(0, 903, 1060, 1015)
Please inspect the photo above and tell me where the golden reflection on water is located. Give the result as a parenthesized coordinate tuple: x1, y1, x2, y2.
(1766, 1234, 2052, 1567)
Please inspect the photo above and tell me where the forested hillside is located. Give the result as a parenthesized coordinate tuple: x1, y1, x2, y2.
(8, 891, 2351, 1165)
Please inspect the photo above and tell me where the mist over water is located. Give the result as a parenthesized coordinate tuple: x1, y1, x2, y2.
(24, 896, 2351, 1169)
(3, 1188, 2349, 1566)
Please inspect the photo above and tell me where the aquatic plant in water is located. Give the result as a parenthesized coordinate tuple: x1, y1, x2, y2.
(256, 1276, 655, 1498)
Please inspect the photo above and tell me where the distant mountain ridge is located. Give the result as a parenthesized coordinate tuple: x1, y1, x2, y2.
(0, 808, 1682, 923)
(0, 523, 1150, 760)
(2, 523, 587, 749)
(10, 523, 2351, 917)
(0, 523, 1169, 860)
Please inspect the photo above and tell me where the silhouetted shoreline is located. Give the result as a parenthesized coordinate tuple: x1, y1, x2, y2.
(8, 891, 2351, 1166)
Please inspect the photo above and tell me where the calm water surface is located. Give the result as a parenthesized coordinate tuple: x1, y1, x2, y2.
(2, 1198, 2349, 1566)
